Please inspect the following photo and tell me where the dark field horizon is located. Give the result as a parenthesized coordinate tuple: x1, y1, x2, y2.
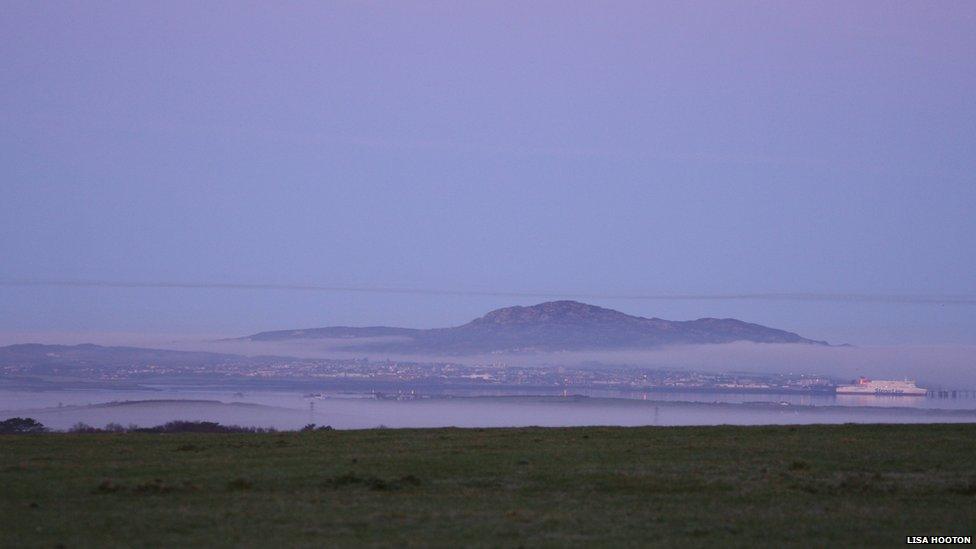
(2, 424, 975, 547)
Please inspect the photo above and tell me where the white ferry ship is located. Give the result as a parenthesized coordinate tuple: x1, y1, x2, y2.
(835, 377, 926, 396)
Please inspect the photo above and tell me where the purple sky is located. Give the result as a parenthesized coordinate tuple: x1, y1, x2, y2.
(1, 2, 974, 345)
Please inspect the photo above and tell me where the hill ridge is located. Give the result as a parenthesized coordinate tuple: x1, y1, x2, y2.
(245, 300, 828, 353)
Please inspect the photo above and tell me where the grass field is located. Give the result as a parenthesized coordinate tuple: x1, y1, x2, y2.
(1, 424, 975, 547)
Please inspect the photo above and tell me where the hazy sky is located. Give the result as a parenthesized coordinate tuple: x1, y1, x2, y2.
(2, 2, 974, 345)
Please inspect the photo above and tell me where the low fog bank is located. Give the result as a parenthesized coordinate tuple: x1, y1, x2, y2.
(3, 332, 972, 389)
(493, 344, 976, 389)
(160, 338, 976, 389)
(9, 397, 976, 431)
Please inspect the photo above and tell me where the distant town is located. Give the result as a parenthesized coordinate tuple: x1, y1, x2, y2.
(0, 350, 840, 395)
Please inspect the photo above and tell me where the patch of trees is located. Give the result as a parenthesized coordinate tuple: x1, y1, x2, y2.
(1, 418, 335, 433)
(68, 420, 279, 433)
(0, 417, 48, 434)
(301, 423, 335, 432)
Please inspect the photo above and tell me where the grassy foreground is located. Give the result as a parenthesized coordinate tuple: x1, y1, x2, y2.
(1, 424, 975, 547)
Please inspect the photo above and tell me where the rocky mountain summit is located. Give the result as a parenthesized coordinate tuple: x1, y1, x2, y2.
(245, 300, 827, 354)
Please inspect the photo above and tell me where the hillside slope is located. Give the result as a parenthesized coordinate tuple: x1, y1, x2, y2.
(246, 300, 827, 353)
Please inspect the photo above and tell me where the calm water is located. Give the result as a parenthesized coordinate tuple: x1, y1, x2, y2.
(2, 387, 974, 430)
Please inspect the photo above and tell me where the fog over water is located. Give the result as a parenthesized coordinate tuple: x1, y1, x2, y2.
(2, 329, 973, 388)
(3, 386, 975, 431)
(4, 328, 974, 430)
(115, 336, 976, 390)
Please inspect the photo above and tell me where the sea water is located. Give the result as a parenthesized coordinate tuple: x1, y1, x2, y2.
(2, 387, 974, 430)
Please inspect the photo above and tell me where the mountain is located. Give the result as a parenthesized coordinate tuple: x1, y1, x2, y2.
(245, 300, 828, 353)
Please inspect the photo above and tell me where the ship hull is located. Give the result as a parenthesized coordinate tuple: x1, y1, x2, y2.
(835, 388, 926, 396)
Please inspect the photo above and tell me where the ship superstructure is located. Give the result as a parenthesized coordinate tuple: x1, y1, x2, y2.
(835, 377, 926, 396)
